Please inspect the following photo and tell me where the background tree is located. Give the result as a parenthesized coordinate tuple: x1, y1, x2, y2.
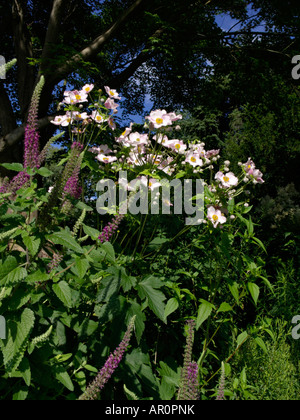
(1, 0, 299, 175)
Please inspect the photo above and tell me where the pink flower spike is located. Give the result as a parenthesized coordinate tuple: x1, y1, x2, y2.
(207, 206, 227, 228)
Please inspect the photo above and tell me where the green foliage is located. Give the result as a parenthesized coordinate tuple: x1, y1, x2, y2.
(227, 320, 300, 400)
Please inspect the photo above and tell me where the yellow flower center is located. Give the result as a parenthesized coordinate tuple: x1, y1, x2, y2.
(212, 214, 219, 222)
(96, 116, 102, 121)
(156, 118, 163, 125)
(109, 90, 115, 96)
(223, 176, 230, 183)
(190, 156, 196, 163)
(75, 94, 81, 100)
(175, 144, 181, 150)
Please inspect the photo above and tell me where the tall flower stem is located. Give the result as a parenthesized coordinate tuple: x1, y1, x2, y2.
(78, 316, 136, 400)
(178, 319, 199, 400)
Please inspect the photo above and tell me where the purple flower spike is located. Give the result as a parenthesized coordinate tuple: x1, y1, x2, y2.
(98, 213, 124, 243)
(79, 316, 136, 400)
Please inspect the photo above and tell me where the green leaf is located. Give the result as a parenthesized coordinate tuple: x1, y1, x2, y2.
(103, 266, 135, 293)
(49, 230, 84, 254)
(96, 270, 121, 303)
(72, 257, 90, 279)
(82, 224, 100, 240)
(100, 242, 115, 263)
(26, 270, 49, 284)
(124, 384, 139, 401)
(157, 361, 181, 387)
(164, 298, 179, 320)
(137, 276, 166, 322)
(236, 331, 248, 349)
(228, 281, 240, 305)
(196, 300, 214, 330)
(75, 202, 93, 212)
(148, 237, 169, 250)
(22, 234, 41, 257)
(217, 302, 233, 313)
(0, 256, 27, 286)
(0, 163, 24, 172)
(127, 300, 146, 344)
(35, 167, 53, 177)
(18, 357, 31, 386)
(55, 368, 74, 392)
(52, 281, 73, 308)
(252, 236, 267, 254)
(0, 308, 35, 373)
(254, 337, 268, 354)
(247, 282, 260, 305)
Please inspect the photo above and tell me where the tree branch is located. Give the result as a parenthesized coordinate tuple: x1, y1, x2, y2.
(40, 0, 71, 76)
(109, 28, 165, 89)
(12, 0, 35, 119)
(0, 115, 56, 154)
(47, 0, 146, 85)
(0, 84, 17, 136)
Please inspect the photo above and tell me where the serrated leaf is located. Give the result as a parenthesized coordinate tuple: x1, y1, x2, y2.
(0, 256, 27, 286)
(26, 270, 49, 284)
(100, 242, 115, 263)
(157, 361, 181, 387)
(72, 258, 90, 279)
(18, 357, 31, 386)
(82, 224, 100, 240)
(0, 308, 35, 373)
(49, 230, 84, 254)
(137, 276, 166, 322)
(127, 300, 146, 344)
(52, 281, 73, 308)
(124, 384, 139, 400)
(22, 234, 41, 257)
(196, 300, 214, 330)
